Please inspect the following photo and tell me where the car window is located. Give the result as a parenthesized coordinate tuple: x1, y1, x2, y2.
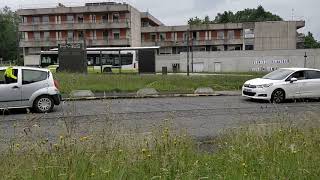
(1, 69, 18, 84)
(305, 70, 320, 79)
(0, 70, 5, 84)
(22, 69, 48, 85)
(262, 69, 294, 80)
(287, 71, 306, 81)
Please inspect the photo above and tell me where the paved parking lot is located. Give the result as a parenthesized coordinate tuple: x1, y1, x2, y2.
(0, 96, 319, 144)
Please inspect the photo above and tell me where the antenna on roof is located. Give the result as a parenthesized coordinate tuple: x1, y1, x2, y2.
(291, 8, 295, 20)
(57, 3, 65, 7)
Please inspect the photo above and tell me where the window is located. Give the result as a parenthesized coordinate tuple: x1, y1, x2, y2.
(227, 30, 234, 39)
(42, 16, 49, 23)
(0, 69, 18, 84)
(77, 15, 84, 23)
(34, 32, 40, 40)
(287, 71, 306, 81)
(113, 13, 119, 22)
(43, 32, 50, 40)
(114, 33, 120, 40)
(22, 70, 48, 85)
(306, 70, 320, 79)
(0, 70, 5, 84)
(217, 31, 224, 39)
(192, 32, 197, 40)
(102, 15, 109, 23)
(91, 15, 96, 23)
(68, 31, 74, 41)
(33, 16, 40, 23)
(103, 31, 109, 40)
(77, 31, 84, 40)
(23, 17, 28, 23)
(151, 33, 156, 42)
(67, 15, 74, 22)
(160, 33, 165, 41)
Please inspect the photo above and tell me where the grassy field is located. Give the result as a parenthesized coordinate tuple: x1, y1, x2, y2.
(54, 73, 264, 94)
(1, 121, 319, 179)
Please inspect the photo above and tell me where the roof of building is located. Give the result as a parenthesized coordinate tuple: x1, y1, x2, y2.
(140, 12, 164, 26)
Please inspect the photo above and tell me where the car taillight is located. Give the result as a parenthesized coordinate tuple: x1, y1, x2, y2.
(54, 80, 60, 90)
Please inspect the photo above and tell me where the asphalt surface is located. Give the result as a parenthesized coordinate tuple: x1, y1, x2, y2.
(0, 96, 320, 147)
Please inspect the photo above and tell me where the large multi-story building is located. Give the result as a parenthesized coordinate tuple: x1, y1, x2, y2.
(17, 2, 305, 63)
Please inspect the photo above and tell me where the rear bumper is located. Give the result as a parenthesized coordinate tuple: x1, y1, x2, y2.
(52, 94, 62, 105)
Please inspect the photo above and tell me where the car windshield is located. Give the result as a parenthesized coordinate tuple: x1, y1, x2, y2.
(262, 69, 294, 80)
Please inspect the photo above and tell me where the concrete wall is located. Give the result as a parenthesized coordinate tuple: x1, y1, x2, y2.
(156, 49, 320, 72)
(254, 21, 297, 50)
(24, 55, 40, 66)
(129, 7, 141, 47)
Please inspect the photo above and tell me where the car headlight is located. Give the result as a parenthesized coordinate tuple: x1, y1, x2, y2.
(257, 83, 273, 88)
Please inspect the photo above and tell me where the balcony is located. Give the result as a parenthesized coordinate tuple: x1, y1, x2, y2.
(20, 37, 130, 47)
(142, 37, 243, 47)
(19, 19, 130, 31)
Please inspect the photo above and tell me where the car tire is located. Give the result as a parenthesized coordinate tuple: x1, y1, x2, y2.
(33, 95, 54, 113)
(271, 89, 285, 103)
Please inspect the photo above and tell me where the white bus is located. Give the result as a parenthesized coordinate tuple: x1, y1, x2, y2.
(40, 48, 138, 73)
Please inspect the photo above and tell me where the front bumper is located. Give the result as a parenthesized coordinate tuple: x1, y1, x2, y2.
(52, 94, 62, 105)
(242, 87, 272, 100)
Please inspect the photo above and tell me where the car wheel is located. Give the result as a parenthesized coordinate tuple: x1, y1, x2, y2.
(271, 89, 285, 103)
(33, 95, 54, 113)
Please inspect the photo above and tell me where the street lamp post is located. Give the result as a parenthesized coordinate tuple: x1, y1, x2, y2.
(187, 29, 190, 76)
(304, 52, 307, 68)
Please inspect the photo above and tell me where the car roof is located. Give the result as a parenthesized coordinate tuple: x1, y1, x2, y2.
(280, 67, 320, 71)
(0, 66, 49, 72)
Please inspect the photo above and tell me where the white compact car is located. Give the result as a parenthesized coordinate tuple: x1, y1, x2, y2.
(0, 66, 61, 113)
(242, 68, 320, 103)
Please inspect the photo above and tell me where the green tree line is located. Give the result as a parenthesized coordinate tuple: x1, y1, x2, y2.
(0, 6, 20, 63)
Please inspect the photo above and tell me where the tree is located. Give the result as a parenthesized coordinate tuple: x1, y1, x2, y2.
(188, 5, 283, 25)
(188, 16, 203, 25)
(304, 32, 320, 49)
(0, 6, 20, 63)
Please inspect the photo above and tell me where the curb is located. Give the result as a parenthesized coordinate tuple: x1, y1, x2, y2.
(62, 92, 241, 101)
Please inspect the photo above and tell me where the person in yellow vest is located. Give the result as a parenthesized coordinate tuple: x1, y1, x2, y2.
(4, 66, 17, 84)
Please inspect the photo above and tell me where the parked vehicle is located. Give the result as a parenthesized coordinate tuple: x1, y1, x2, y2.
(242, 68, 320, 103)
(0, 66, 61, 113)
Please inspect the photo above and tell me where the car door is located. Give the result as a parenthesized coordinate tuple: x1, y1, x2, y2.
(303, 70, 320, 98)
(20, 69, 49, 106)
(0, 68, 22, 108)
(283, 71, 305, 99)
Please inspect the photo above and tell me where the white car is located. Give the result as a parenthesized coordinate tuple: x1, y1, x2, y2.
(0, 66, 61, 113)
(242, 68, 320, 103)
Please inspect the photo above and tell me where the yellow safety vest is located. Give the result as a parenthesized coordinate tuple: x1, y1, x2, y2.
(4, 67, 17, 80)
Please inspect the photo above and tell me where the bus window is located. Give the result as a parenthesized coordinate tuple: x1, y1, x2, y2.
(87, 57, 94, 65)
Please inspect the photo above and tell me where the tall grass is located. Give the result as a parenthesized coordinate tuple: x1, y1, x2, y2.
(1, 121, 319, 179)
(55, 73, 261, 94)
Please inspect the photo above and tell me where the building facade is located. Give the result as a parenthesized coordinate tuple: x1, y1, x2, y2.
(17, 2, 162, 58)
(17, 2, 305, 65)
(142, 21, 305, 54)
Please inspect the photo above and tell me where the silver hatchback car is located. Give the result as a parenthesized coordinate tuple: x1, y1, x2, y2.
(0, 66, 61, 113)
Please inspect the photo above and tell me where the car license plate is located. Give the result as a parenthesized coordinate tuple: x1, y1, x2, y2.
(244, 88, 252, 92)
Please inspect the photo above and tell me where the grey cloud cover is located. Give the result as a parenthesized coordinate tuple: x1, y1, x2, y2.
(2, 0, 319, 38)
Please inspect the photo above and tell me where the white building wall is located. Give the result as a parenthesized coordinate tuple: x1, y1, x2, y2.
(156, 49, 320, 72)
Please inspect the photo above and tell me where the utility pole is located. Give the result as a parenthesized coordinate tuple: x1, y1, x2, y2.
(187, 29, 190, 76)
(304, 52, 307, 68)
(191, 36, 194, 73)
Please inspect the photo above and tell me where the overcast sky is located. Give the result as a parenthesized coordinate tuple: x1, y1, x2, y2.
(2, 0, 319, 39)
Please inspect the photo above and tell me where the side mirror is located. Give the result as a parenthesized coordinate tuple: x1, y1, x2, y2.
(290, 77, 298, 83)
